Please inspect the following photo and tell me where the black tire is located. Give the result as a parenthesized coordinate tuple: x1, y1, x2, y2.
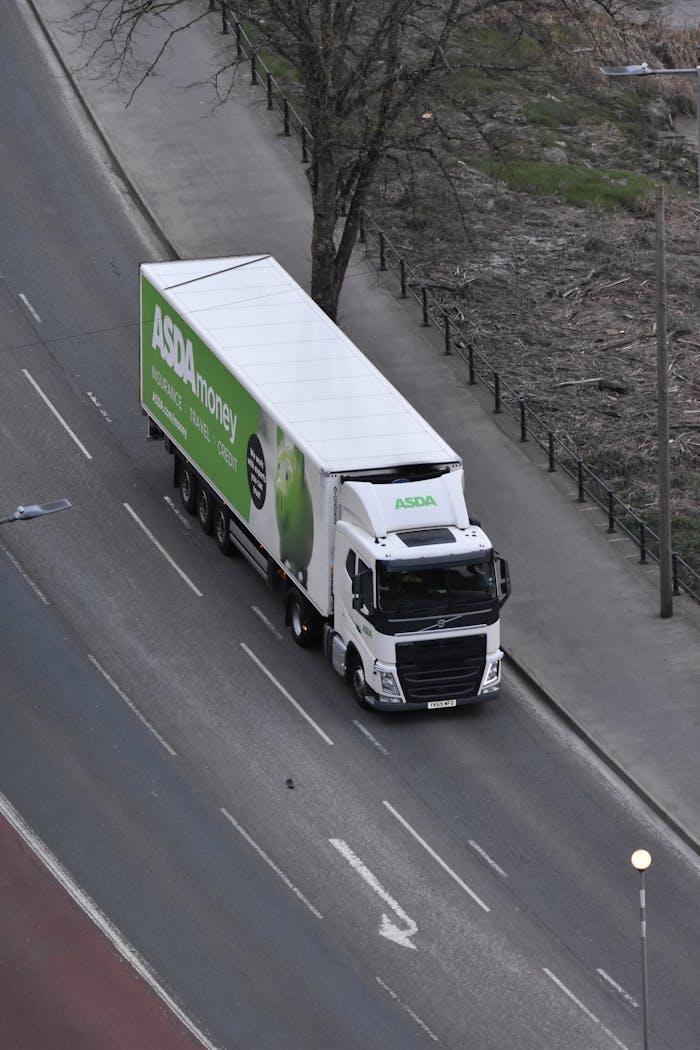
(180, 462, 197, 514)
(197, 485, 215, 535)
(348, 651, 372, 710)
(288, 591, 311, 648)
(214, 502, 235, 556)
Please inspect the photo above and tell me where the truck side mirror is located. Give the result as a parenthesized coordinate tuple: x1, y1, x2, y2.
(352, 571, 373, 612)
(469, 515, 481, 527)
(496, 555, 510, 606)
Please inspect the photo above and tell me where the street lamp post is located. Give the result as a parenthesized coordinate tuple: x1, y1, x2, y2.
(631, 849, 652, 1050)
(0, 499, 72, 525)
(600, 62, 700, 216)
(599, 64, 686, 616)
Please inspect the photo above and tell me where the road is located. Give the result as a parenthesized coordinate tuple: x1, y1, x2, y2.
(0, 1, 699, 1047)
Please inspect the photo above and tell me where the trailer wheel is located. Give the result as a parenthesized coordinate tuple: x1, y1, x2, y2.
(214, 502, 235, 556)
(180, 462, 197, 514)
(348, 652, 372, 710)
(197, 485, 215, 535)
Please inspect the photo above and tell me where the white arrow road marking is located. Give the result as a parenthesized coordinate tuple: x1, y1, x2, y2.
(330, 838, 418, 951)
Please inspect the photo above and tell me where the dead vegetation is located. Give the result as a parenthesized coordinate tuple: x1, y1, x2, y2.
(365, 13, 700, 575)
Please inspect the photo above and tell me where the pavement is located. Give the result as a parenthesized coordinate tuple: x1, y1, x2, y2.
(26, 0, 700, 849)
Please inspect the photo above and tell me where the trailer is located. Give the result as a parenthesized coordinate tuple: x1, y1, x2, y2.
(140, 254, 509, 710)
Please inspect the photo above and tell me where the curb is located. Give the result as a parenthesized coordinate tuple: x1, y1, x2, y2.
(503, 650, 700, 858)
(24, 0, 180, 263)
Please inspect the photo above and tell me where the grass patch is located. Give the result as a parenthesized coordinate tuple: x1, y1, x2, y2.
(525, 94, 611, 128)
(478, 158, 655, 209)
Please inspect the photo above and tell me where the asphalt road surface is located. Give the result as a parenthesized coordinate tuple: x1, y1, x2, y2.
(1, 2, 699, 1048)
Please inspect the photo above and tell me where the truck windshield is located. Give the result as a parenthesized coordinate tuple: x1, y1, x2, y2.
(376, 554, 496, 616)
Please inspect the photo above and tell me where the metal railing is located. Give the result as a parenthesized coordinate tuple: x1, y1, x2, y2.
(210, 2, 700, 604)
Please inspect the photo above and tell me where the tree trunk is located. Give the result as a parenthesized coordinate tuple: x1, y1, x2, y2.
(310, 146, 342, 320)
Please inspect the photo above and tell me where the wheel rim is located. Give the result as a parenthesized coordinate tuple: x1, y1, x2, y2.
(199, 489, 209, 521)
(352, 662, 366, 704)
(290, 599, 303, 639)
(215, 508, 226, 545)
(182, 470, 192, 503)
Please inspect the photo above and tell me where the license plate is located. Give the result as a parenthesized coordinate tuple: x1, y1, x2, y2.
(428, 699, 457, 710)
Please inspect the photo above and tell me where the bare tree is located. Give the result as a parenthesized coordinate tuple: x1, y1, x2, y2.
(67, 0, 630, 319)
(66, 0, 496, 318)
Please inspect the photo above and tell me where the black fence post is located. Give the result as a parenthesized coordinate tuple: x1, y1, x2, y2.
(250, 49, 258, 85)
(519, 398, 528, 441)
(468, 345, 476, 386)
(359, 210, 366, 245)
(672, 553, 680, 595)
(399, 260, 407, 299)
(209, 0, 216, 10)
(548, 432, 556, 472)
(266, 72, 273, 110)
(493, 373, 501, 414)
(301, 125, 309, 163)
(577, 459, 585, 502)
(235, 22, 243, 55)
(444, 315, 452, 355)
(283, 98, 291, 136)
(221, 2, 229, 34)
(378, 232, 387, 271)
(606, 488, 616, 532)
(421, 288, 429, 326)
(639, 521, 648, 564)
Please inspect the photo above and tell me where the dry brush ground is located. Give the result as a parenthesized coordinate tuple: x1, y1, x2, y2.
(366, 28, 700, 576)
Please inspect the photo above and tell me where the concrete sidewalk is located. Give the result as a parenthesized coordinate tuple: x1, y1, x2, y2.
(30, 0, 700, 848)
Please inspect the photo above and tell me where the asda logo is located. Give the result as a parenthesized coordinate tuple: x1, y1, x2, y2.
(395, 495, 437, 509)
(150, 302, 238, 445)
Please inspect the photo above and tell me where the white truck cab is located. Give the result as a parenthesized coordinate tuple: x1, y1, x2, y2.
(328, 471, 509, 711)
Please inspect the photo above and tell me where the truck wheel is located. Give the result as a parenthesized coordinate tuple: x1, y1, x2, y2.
(197, 485, 215, 534)
(180, 462, 197, 514)
(214, 502, 235, 556)
(288, 591, 320, 648)
(348, 652, 371, 710)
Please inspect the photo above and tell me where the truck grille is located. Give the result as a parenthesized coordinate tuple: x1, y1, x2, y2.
(396, 636, 486, 704)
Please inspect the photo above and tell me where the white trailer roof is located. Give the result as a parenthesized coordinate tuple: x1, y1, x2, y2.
(141, 255, 459, 473)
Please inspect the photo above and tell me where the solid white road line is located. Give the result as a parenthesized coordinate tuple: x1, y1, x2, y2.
(123, 502, 203, 597)
(330, 838, 418, 950)
(19, 292, 41, 323)
(383, 801, 490, 913)
(0, 542, 50, 604)
(543, 968, 629, 1050)
(352, 719, 389, 755)
(596, 968, 639, 1008)
(221, 808, 323, 919)
(468, 839, 508, 879)
(375, 976, 441, 1043)
(23, 368, 93, 459)
(88, 654, 177, 756)
(252, 605, 283, 640)
(163, 495, 193, 528)
(0, 791, 221, 1050)
(240, 643, 334, 746)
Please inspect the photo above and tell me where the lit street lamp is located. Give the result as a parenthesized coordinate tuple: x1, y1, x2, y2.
(631, 849, 652, 1050)
(600, 62, 700, 216)
(0, 499, 72, 525)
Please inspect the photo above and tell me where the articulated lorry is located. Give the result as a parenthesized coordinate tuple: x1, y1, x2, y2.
(140, 255, 510, 711)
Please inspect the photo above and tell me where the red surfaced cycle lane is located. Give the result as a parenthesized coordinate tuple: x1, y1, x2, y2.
(0, 813, 208, 1050)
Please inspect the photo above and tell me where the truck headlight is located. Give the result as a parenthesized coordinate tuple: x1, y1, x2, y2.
(379, 670, 400, 696)
(480, 656, 502, 694)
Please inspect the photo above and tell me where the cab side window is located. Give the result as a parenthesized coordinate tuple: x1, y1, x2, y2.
(346, 550, 356, 578)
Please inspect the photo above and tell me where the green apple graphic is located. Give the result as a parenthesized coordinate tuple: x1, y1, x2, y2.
(275, 428, 314, 586)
